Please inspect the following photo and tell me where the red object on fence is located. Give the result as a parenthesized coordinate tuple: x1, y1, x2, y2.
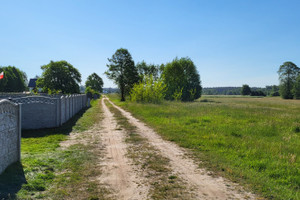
(0, 72, 3, 79)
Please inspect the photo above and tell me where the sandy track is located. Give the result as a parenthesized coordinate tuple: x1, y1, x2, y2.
(105, 97, 256, 200)
(98, 98, 148, 200)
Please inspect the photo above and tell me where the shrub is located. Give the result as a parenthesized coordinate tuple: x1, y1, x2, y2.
(130, 75, 166, 104)
(85, 86, 100, 99)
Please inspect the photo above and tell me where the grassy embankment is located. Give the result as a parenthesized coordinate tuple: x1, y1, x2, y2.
(0, 99, 106, 200)
(108, 94, 300, 200)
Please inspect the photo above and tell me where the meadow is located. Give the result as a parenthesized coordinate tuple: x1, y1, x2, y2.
(108, 94, 300, 200)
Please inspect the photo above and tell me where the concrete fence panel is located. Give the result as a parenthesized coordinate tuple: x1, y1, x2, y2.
(10, 94, 87, 130)
(12, 96, 57, 129)
(61, 96, 66, 124)
(0, 100, 21, 175)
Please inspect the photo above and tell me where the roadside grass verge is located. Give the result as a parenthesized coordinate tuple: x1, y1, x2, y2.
(104, 99, 195, 199)
(0, 99, 106, 200)
(107, 94, 300, 200)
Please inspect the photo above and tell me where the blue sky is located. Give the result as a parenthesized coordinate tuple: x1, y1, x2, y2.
(1, 0, 300, 88)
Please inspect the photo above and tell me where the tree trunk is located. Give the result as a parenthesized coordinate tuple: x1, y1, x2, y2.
(120, 84, 125, 101)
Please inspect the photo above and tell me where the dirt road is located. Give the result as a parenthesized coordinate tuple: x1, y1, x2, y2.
(64, 97, 256, 199)
(99, 96, 256, 199)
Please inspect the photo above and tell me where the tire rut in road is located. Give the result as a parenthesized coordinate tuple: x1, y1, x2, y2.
(99, 97, 149, 200)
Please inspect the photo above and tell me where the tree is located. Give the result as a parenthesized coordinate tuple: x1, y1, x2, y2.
(270, 85, 280, 96)
(162, 57, 202, 101)
(293, 75, 300, 99)
(36, 60, 81, 94)
(105, 48, 139, 101)
(85, 73, 104, 93)
(278, 61, 300, 99)
(0, 66, 27, 92)
(241, 84, 251, 95)
(136, 61, 160, 80)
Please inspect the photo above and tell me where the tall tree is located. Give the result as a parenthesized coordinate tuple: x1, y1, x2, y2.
(241, 84, 251, 95)
(162, 57, 202, 101)
(0, 66, 27, 92)
(105, 48, 139, 101)
(85, 73, 104, 93)
(136, 61, 160, 80)
(36, 60, 81, 94)
(278, 61, 300, 99)
(293, 75, 300, 99)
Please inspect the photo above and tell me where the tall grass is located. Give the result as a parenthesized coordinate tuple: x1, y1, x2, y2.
(108, 94, 300, 200)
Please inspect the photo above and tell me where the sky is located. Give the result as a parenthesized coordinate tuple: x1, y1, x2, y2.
(1, 0, 300, 88)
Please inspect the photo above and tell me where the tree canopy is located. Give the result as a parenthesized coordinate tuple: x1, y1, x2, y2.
(0, 66, 27, 92)
(136, 61, 160, 80)
(241, 84, 251, 95)
(162, 57, 202, 101)
(105, 48, 139, 101)
(36, 60, 81, 94)
(293, 75, 300, 99)
(85, 73, 104, 93)
(278, 61, 300, 99)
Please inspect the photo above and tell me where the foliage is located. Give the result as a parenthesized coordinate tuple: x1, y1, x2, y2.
(85, 86, 100, 99)
(130, 75, 166, 103)
(241, 84, 251, 95)
(47, 88, 61, 95)
(162, 57, 202, 101)
(278, 61, 300, 99)
(172, 87, 183, 101)
(85, 73, 103, 93)
(203, 87, 242, 95)
(136, 61, 160, 80)
(250, 90, 266, 96)
(270, 85, 280, 96)
(293, 75, 300, 99)
(105, 48, 139, 101)
(0, 66, 27, 92)
(203, 86, 280, 96)
(108, 94, 300, 200)
(36, 60, 81, 94)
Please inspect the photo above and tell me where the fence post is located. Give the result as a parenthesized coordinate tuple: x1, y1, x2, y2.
(56, 98, 61, 127)
(17, 103, 22, 161)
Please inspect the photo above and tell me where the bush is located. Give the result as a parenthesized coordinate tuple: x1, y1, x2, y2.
(250, 90, 266, 96)
(270, 91, 280, 96)
(85, 86, 100, 99)
(130, 75, 166, 104)
(250, 90, 266, 97)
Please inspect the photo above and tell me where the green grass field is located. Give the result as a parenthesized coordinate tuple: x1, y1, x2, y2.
(108, 94, 300, 200)
(0, 99, 104, 199)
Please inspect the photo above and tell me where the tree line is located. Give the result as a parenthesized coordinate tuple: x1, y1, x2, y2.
(0, 61, 104, 96)
(203, 86, 279, 96)
(240, 61, 300, 99)
(1, 53, 299, 101)
(105, 48, 202, 102)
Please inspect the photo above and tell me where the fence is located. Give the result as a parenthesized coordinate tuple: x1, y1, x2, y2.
(0, 100, 21, 175)
(12, 94, 88, 130)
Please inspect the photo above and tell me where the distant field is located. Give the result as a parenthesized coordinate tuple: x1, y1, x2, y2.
(108, 94, 300, 200)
